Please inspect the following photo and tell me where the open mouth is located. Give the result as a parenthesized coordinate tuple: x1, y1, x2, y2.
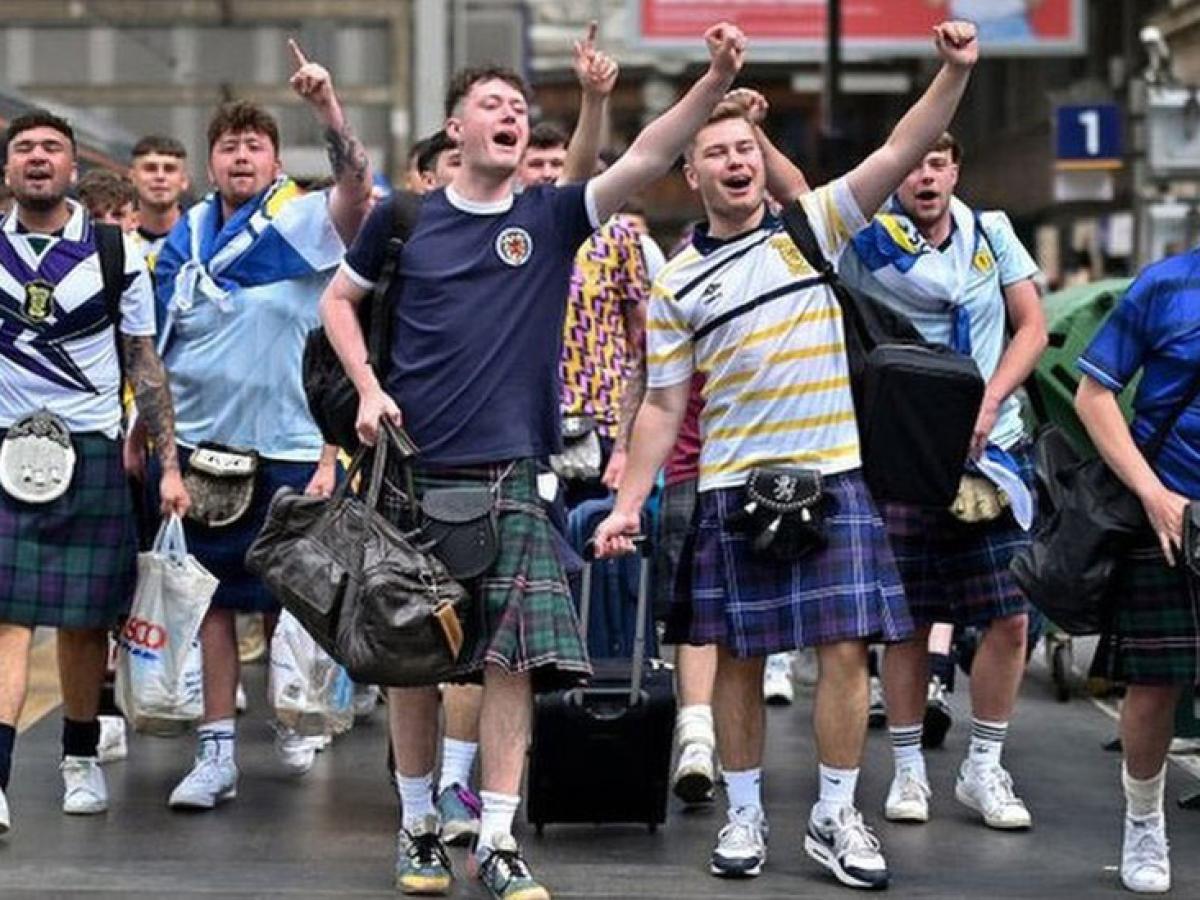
(723, 174, 753, 191)
(915, 189, 940, 203)
(493, 130, 519, 149)
(24, 170, 52, 186)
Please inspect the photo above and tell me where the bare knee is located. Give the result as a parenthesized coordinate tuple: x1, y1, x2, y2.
(817, 641, 868, 686)
(984, 613, 1028, 654)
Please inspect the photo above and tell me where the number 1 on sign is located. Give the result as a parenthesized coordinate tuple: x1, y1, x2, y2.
(1078, 109, 1100, 157)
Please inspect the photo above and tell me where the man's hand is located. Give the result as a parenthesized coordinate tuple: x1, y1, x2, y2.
(601, 447, 627, 491)
(933, 20, 979, 69)
(1140, 483, 1190, 567)
(574, 21, 619, 98)
(289, 38, 341, 125)
(305, 459, 338, 498)
(357, 387, 403, 447)
(593, 509, 641, 559)
(969, 396, 1000, 460)
(159, 467, 190, 518)
(705, 22, 746, 82)
(724, 87, 768, 125)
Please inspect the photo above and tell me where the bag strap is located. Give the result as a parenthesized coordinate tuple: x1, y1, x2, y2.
(1143, 365, 1200, 462)
(94, 221, 127, 384)
(367, 191, 422, 372)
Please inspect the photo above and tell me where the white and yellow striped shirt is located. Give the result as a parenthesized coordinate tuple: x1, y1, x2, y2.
(647, 178, 868, 492)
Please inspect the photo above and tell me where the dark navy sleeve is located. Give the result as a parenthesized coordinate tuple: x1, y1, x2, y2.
(1078, 272, 1159, 393)
(341, 197, 395, 289)
(549, 181, 599, 253)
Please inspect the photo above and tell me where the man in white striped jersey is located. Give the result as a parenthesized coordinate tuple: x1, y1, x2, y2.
(596, 20, 980, 892)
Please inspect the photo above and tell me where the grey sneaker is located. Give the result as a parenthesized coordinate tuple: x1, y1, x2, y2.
(805, 805, 889, 890)
(395, 814, 453, 895)
(475, 834, 550, 900)
(710, 805, 768, 878)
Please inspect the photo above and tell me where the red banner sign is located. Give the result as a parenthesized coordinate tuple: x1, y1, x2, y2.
(632, 0, 1083, 57)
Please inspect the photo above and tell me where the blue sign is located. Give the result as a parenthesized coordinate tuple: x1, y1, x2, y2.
(1056, 104, 1122, 167)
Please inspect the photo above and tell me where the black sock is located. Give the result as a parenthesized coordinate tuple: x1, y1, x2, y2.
(61, 718, 101, 759)
(0, 722, 14, 789)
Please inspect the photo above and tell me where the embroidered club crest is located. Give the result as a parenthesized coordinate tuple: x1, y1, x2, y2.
(773, 474, 798, 503)
(495, 227, 533, 267)
(23, 279, 55, 323)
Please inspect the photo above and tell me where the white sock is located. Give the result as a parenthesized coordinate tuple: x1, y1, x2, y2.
(1123, 763, 1166, 821)
(396, 770, 436, 832)
(675, 704, 715, 749)
(968, 718, 1008, 771)
(814, 764, 859, 820)
(889, 724, 926, 780)
(477, 790, 521, 860)
(197, 719, 236, 763)
(724, 767, 762, 815)
(439, 738, 477, 791)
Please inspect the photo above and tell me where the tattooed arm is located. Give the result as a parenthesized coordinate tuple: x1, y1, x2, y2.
(121, 335, 190, 516)
(289, 39, 374, 244)
(603, 226, 651, 490)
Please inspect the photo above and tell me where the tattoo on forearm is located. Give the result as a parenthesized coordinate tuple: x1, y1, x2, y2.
(324, 124, 370, 195)
(618, 330, 648, 450)
(121, 335, 180, 471)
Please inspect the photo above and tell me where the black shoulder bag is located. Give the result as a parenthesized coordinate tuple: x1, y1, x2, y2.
(1010, 366, 1200, 634)
(303, 191, 423, 452)
(780, 202, 985, 508)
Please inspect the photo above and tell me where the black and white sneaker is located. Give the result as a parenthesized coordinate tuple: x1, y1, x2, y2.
(710, 806, 768, 878)
(805, 805, 889, 890)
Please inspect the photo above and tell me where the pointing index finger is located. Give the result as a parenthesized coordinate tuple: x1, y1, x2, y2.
(288, 38, 309, 70)
(585, 20, 597, 48)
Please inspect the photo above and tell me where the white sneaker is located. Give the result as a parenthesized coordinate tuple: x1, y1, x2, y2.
(763, 653, 795, 705)
(1121, 814, 1170, 893)
(867, 676, 887, 729)
(710, 805, 768, 877)
(97, 715, 128, 764)
(169, 752, 238, 810)
(885, 768, 931, 823)
(275, 727, 317, 776)
(805, 805, 889, 890)
(0, 784, 10, 835)
(955, 761, 1032, 830)
(61, 756, 107, 815)
(235, 682, 248, 714)
(673, 740, 716, 805)
(352, 684, 380, 720)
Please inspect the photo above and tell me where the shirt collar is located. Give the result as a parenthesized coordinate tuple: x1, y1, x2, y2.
(691, 208, 779, 256)
(2, 197, 86, 240)
(445, 184, 514, 215)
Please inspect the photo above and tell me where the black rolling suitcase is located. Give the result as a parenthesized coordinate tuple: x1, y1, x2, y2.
(527, 539, 676, 834)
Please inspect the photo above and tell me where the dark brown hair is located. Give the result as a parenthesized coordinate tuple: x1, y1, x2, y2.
(684, 101, 753, 162)
(528, 122, 569, 152)
(206, 101, 280, 154)
(5, 109, 76, 152)
(930, 132, 963, 165)
(132, 134, 187, 160)
(444, 65, 531, 118)
(77, 169, 137, 217)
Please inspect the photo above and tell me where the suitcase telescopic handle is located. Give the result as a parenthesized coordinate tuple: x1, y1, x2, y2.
(579, 536, 651, 707)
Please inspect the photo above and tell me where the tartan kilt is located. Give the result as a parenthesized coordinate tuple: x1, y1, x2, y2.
(381, 458, 591, 694)
(666, 469, 913, 657)
(1100, 542, 1200, 686)
(0, 432, 137, 629)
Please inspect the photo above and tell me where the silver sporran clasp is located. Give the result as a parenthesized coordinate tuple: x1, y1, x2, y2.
(0, 410, 77, 504)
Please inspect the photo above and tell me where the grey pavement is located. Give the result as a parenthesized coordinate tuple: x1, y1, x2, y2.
(1, 653, 1198, 899)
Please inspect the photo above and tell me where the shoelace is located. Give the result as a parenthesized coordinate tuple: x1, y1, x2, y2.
(1128, 822, 1170, 872)
(406, 831, 452, 873)
(719, 808, 764, 854)
(833, 809, 882, 857)
(896, 771, 930, 802)
(480, 846, 534, 890)
(978, 766, 1022, 810)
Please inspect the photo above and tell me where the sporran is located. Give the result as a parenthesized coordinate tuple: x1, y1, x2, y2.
(0, 410, 77, 504)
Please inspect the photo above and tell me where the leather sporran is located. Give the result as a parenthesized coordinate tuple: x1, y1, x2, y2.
(183, 443, 259, 528)
(420, 485, 499, 581)
(0, 410, 76, 504)
(549, 415, 602, 482)
(728, 467, 829, 562)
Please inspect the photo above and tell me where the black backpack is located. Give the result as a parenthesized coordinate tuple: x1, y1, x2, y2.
(303, 191, 422, 451)
(780, 203, 985, 508)
(92, 222, 129, 384)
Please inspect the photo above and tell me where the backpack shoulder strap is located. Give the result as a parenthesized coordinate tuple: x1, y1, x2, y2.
(93, 222, 126, 329)
(367, 191, 423, 369)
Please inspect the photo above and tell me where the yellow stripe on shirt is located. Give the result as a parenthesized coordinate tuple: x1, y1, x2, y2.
(703, 342, 846, 395)
(701, 306, 840, 368)
(701, 375, 850, 416)
(699, 443, 860, 477)
(705, 410, 857, 442)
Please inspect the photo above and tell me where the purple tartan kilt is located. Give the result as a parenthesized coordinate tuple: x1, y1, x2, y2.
(667, 469, 913, 657)
(0, 433, 137, 629)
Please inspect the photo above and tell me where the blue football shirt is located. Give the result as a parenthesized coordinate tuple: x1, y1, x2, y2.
(1079, 249, 1200, 499)
(343, 182, 598, 465)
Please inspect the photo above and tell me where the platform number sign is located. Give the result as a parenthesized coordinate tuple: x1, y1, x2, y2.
(1056, 104, 1122, 169)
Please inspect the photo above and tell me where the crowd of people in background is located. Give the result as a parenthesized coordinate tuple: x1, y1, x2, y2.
(0, 15, 1197, 900)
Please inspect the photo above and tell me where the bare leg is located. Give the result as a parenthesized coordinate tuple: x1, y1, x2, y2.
(0, 625, 33, 726)
(712, 647, 765, 770)
(969, 613, 1027, 723)
(198, 608, 239, 723)
(1122, 684, 1182, 780)
(56, 629, 108, 721)
(882, 630, 931, 729)
(815, 641, 869, 768)
(388, 686, 440, 777)
(677, 643, 718, 707)
(478, 666, 531, 795)
(443, 684, 483, 743)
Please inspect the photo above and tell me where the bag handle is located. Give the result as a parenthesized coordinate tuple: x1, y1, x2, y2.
(152, 514, 189, 564)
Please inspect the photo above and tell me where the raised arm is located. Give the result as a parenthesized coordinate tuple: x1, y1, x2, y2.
(724, 88, 811, 203)
(120, 335, 189, 516)
(288, 39, 374, 244)
(561, 22, 618, 185)
(846, 21, 977, 221)
(589, 23, 745, 223)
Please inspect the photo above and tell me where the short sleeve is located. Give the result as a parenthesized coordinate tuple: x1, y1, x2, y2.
(549, 181, 599, 253)
(646, 277, 693, 389)
(342, 198, 396, 290)
(797, 177, 870, 264)
(639, 234, 667, 282)
(1078, 276, 1157, 392)
(118, 233, 157, 337)
(980, 211, 1039, 287)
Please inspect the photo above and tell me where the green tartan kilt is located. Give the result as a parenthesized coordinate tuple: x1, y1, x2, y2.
(0, 432, 137, 629)
(382, 458, 591, 694)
